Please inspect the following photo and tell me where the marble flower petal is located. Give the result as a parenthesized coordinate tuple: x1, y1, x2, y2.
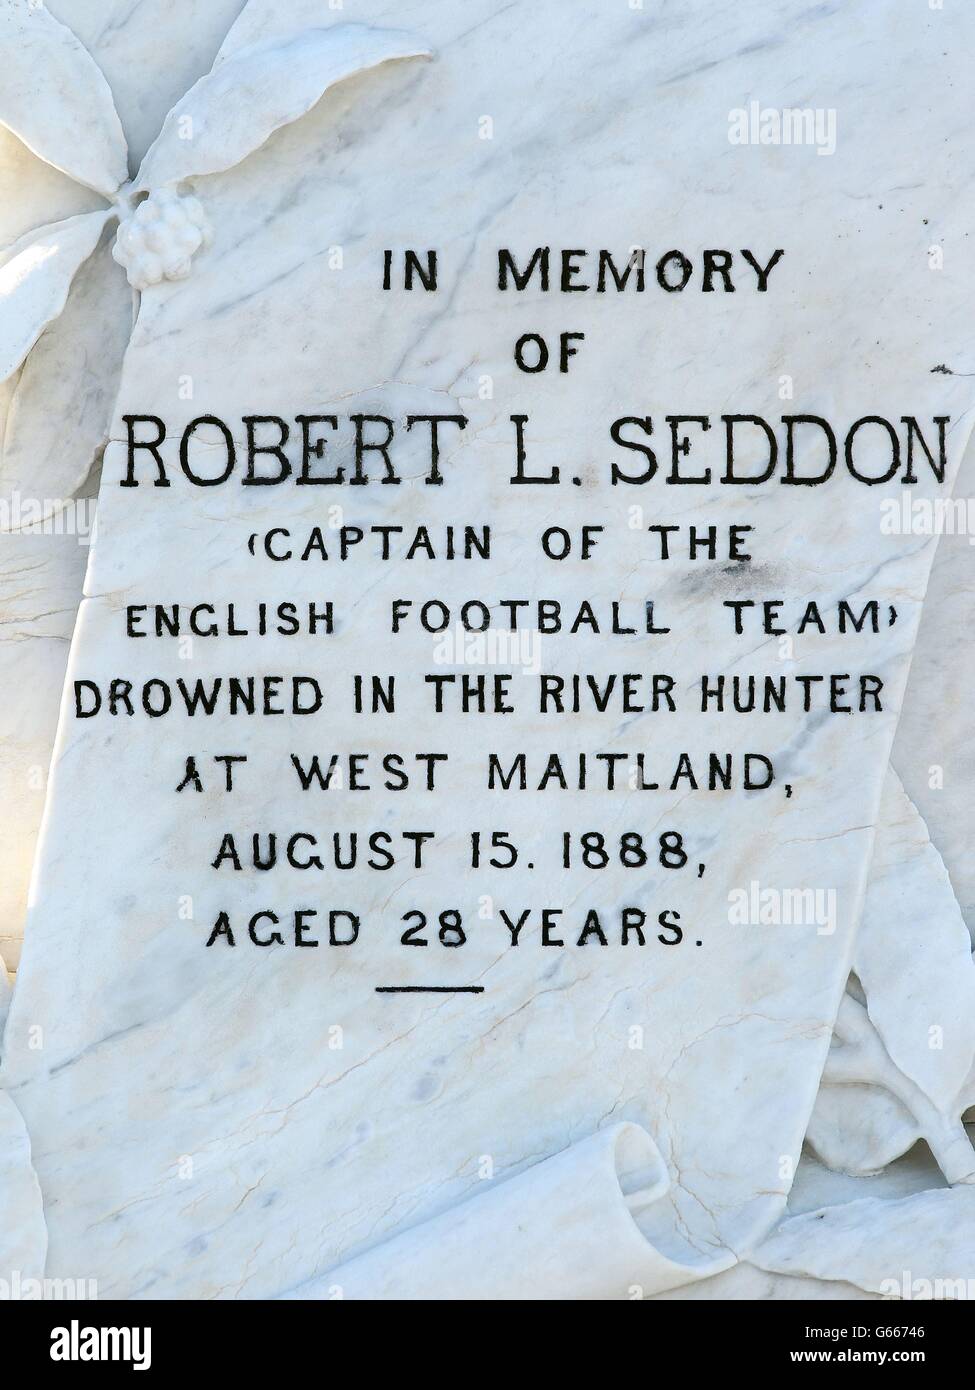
(134, 24, 432, 192)
(753, 1187, 975, 1296)
(855, 772, 975, 1112)
(0, 0, 128, 197)
(1, 242, 132, 509)
(0, 209, 114, 384)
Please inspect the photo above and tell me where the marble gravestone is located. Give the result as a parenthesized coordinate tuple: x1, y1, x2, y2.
(1, 0, 975, 1301)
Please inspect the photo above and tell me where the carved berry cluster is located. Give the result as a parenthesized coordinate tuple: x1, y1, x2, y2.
(112, 189, 213, 291)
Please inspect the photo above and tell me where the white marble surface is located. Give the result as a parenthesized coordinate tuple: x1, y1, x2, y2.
(0, 1090, 44, 1286)
(757, 1185, 975, 1298)
(0, 527, 91, 973)
(0, 0, 974, 1300)
(893, 431, 975, 941)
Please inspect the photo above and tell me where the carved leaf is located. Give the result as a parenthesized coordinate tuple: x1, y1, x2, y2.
(807, 1081, 919, 1178)
(855, 773, 975, 1111)
(135, 23, 432, 192)
(753, 1187, 975, 1296)
(0, 948, 10, 1036)
(0, 1090, 47, 1281)
(0, 210, 113, 383)
(1, 243, 132, 507)
(0, 0, 128, 196)
(804, 771, 975, 1183)
(215, 0, 355, 55)
(807, 991, 922, 1176)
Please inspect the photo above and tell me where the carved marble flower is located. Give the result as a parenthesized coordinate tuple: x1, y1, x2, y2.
(0, 0, 431, 509)
(112, 190, 213, 292)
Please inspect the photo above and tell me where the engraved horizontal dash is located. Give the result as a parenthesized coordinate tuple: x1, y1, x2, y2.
(375, 986, 485, 995)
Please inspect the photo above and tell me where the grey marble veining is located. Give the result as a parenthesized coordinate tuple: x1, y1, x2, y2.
(0, 0, 974, 1299)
